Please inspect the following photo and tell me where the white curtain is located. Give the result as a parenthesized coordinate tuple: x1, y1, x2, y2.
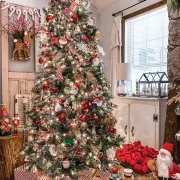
(110, 15, 122, 96)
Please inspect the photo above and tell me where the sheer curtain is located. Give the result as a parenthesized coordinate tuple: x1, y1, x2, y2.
(110, 15, 122, 96)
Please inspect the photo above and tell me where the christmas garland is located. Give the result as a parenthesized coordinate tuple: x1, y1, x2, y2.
(171, 0, 180, 10)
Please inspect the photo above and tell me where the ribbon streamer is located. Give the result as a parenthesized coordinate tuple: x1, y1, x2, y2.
(16, 8, 21, 19)
(29, 9, 34, 21)
(33, 8, 41, 18)
(1, 1, 10, 10)
(23, 10, 28, 21)
(9, 6, 16, 17)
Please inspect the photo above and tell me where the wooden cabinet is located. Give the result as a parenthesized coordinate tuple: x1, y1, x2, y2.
(112, 97, 167, 150)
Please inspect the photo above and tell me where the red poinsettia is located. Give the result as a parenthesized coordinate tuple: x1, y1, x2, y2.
(116, 141, 158, 175)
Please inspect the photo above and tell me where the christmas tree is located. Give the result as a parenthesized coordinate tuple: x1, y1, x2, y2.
(21, 0, 124, 179)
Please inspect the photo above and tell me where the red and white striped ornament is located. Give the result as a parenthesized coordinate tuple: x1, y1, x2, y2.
(56, 65, 66, 81)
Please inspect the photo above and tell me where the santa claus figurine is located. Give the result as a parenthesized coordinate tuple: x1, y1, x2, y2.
(157, 142, 180, 180)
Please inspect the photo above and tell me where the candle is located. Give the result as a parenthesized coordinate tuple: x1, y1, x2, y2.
(15, 102, 18, 114)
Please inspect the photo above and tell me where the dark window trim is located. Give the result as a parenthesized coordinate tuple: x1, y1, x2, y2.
(121, 0, 167, 63)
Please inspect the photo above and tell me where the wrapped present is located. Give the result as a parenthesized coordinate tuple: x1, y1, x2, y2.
(14, 164, 110, 180)
(14, 164, 51, 180)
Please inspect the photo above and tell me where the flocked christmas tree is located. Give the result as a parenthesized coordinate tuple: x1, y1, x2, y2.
(21, 0, 124, 179)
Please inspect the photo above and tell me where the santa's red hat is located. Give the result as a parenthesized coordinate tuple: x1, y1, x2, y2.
(159, 142, 174, 157)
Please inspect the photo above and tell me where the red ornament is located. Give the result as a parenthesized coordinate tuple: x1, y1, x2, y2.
(83, 35, 88, 41)
(75, 83, 80, 89)
(38, 57, 44, 64)
(98, 153, 104, 160)
(80, 114, 88, 122)
(111, 167, 118, 174)
(65, 133, 70, 138)
(46, 14, 53, 22)
(58, 113, 66, 122)
(109, 127, 116, 133)
(43, 82, 50, 90)
(92, 54, 98, 59)
(76, 146, 81, 152)
(82, 103, 89, 111)
(71, 14, 78, 22)
(59, 99, 65, 105)
(51, 87, 57, 93)
(45, 52, 52, 58)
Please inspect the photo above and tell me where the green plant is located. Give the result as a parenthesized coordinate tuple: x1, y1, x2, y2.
(171, 0, 180, 10)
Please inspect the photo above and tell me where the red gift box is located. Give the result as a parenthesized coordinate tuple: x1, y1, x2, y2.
(14, 164, 110, 180)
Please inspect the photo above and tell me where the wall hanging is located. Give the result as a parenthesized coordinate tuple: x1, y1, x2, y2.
(1, 1, 41, 61)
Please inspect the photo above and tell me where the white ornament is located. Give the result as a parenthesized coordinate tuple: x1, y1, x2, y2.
(63, 159, 70, 169)
(88, 17, 96, 26)
(9, 6, 16, 17)
(93, 58, 100, 66)
(24, 156, 30, 162)
(75, 26, 81, 33)
(64, 100, 69, 107)
(23, 10, 28, 21)
(70, 86, 78, 95)
(97, 45, 106, 56)
(16, 8, 21, 20)
(72, 102, 77, 110)
(77, 43, 88, 52)
(59, 37, 67, 45)
(106, 147, 116, 160)
(64, 87, 70, 94)
(29, 9, 35, 21)
(49, 144, 58, 157)
(33, 143, 39, 151)
(55, 103, 62, 112)
(1, 2, 10, 11)
(93, 99, 103, 107)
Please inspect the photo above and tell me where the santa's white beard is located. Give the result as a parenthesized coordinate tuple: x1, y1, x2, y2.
(157, 153, 173, 178)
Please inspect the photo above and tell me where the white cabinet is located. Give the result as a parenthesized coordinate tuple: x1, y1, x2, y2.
(112, 97, 167, 150)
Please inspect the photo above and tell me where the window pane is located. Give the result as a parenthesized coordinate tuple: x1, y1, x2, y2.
(125, 6, 169, 92)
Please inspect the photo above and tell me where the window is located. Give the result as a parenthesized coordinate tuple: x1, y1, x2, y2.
(125, 5, 169, 92)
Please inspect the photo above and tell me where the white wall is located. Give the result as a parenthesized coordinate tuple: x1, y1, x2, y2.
(99, 0, 163, 80)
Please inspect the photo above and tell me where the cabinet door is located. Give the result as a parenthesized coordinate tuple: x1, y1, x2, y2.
(130, 104, 157, 149)
(8, 72, 35, 117)
(112, 102, 130, 143)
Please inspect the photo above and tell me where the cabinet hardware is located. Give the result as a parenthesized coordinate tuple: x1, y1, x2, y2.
(153, 114, 158, 122)
(124, 125, 127, 135)
(131, 126, 135, 136)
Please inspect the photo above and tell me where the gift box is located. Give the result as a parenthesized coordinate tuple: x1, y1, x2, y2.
(14, 164, 110, 180)
(14, 164, 51, 180)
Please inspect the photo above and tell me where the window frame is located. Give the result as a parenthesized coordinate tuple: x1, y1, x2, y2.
(121, 1, 167, 63)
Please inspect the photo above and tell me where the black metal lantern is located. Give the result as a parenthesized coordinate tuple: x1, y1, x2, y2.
(138, 72, 168, 98)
